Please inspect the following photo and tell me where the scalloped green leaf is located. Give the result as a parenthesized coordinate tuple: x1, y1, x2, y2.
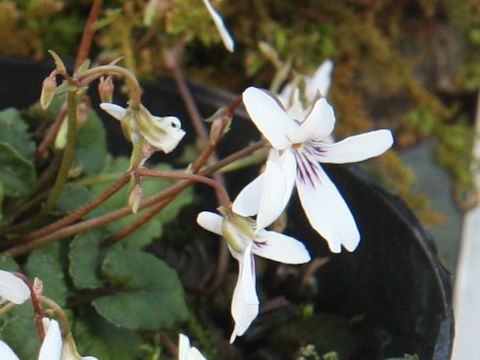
(0, 108, 35, 161)
(0, 141, 36, 198)
(92, 248, 188, 330)
(69, 231, 104, 290)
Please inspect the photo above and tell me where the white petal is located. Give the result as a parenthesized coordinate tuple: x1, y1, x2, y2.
(232, 172, 264, 217)
(293, 98, 335, 143)
(314, 129, 394, 164)
(99, 103, 127, 121)
(306, 59, 334, 100)
(136, 115, 186, 153)
(202, 0, 235, 52)
(187, 348, 207, 360)
(230, 245, 259, 343)
(295, 153, 360, 252)
(253, 230, 310, 264)
(256, 151, 296, 230)
(0, 341, 20, 360)
(0, 270, 30, 305)
(242, 87, 297, 150)
(196, 212, 224, 236)
(178, 334, 190, 360)
(38, 318, 62, 360)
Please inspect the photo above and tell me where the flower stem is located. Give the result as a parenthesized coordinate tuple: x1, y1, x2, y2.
(33, 91, 78, 227)
(78, 65, 142, 108)
(38, 295, 70, 337)
(75, 0, 103, 71)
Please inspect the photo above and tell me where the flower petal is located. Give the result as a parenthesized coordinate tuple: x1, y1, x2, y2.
(243, 87, 296, 150)
(230, 245, 259, 343)
(293, 98, 335, 143)
(315, 129, 394, 164)
(38, 318, 62, 360)
(99, 103, 127, 121)
(306, 59, 334, 100)
(202, 0, 235, 52)
(197, 212, 224, 236)
(178, 334, 190, 360)
(188, 348, 208, 360)
(256, 151, 296, 230)
(232, 172, 264, 217)
(0, 341, 19, 360)
(253, 230, 311, 264)
(295, 153, 360, 252)
(0, 270, 30, 305)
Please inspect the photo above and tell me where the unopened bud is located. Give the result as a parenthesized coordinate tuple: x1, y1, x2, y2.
(40, 74, 57, 109)
(98, 76, 114, 103)
(209, 116, 231, 144)
(128, 184, 143, 213)
(33, 277, 44, 297)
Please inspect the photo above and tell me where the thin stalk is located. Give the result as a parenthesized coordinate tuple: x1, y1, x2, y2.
(33, 91, 78, 226)
(75, 0, 104, 71)
(2, 141, 266, 257)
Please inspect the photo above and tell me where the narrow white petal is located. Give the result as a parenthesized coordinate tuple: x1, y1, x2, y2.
(0, 341, 20, 360)
(253, 230, 310, 264)
(314, 129, 394, 164)
(232, 173, 264, 217)
(0, 270, 30, 305)
(188, 348, 208, 360)
(81, 357, 98, 360)
(307, 59, 334, 100)
(230, 245, 259, 343)
(202, 0, 235, 52)
(255, 160, 288, 230)
(243, 87, 296, 150)
(38, 318, 62, 360)
(178, 334, 190, 360)
(196, 212, 224, 236)
(295, 153, 360, 252)
(99, 103, 127, 121)
(293, 98, 335, 143)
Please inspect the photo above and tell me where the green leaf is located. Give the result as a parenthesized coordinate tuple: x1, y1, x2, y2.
(0, 255, 20, 272)
(92, 248, 188, 330)
(0, 108, 36, 161)
(74, 110, 107, 176)
(25, 247, 69, 307)
(0, 141, 36, 198)
(69, 231, 104, 290)
(74, 310, 142, 360)
(0, 305, 39, 360)
(56, 186, 107, 219)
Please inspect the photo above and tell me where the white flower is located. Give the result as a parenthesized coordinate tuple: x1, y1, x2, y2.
(178, 334, 207, 360)
(0, 340, 20, 360)
(279, 59, 334, 120)
(197, 190, 311, 343)
(0, 270, 30, 305)
(100, 103, 185, 154)
(202, 0, 235, 52)
(234, 87, 394, 253)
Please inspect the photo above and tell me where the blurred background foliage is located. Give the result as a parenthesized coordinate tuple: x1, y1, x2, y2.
(0, 0, 479, 222)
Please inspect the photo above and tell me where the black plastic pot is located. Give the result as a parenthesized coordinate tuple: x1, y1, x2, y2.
(0, 57, 454, 359)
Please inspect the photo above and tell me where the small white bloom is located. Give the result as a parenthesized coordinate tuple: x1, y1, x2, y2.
(178, 334, 207, 360)
(235, 87, 394, 253)
(279, 59, 334, 120)
(0, 340, 20, 360)
(197, 195, 311, 343)
(0, 270, 30, 305)
(38, 318, 62, 360)
(100, 103, 185, 154)
(202, 0, 235, 52)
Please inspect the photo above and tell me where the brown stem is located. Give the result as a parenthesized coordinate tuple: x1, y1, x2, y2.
(14, 273, 45, 340)
(75, 0, 104, 71)
(159, 332, 178, 358)
(7, 171, 131, 248)
(2, 141, 266, 257)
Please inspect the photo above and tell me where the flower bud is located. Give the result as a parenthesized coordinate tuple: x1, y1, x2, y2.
(98, 76, 114, 103)
(209, 115, 231, 144)
(40, 74, 57, 110)
(128, 184, 143, 213)
(33, 277, 44, 297)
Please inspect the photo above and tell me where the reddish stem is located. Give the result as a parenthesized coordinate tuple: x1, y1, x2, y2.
(75, 0, 104, 71)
